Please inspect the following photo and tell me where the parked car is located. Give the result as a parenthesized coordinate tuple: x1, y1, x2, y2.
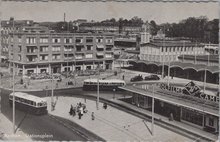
(130, 75, 143, 82)
(144, 75, 160, 81)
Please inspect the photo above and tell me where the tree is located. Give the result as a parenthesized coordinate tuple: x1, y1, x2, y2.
(149, 20, 158, 36)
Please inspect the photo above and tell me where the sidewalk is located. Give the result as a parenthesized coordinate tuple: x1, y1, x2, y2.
(111, 99, 218, 142)
(47, 96, 192, 142)
(0, 113, 32, 141)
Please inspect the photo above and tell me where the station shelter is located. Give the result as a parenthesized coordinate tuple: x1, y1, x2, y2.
(120, 81, 219, 133)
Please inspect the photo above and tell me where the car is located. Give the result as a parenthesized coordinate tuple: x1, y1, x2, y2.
(130, 75, 143, 82)
(144, 75, 160, 81)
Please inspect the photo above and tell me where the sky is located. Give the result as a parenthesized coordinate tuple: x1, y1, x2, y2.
(1, 1, 219, 24)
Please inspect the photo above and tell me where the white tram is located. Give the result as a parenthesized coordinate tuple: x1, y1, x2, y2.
(9, 92, 47, 115)
(83, 79, 126, 91)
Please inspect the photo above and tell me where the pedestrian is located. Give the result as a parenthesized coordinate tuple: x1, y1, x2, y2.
(122, 75, 125, 80)
(69, 105, 73, 115)
(78, 111, 81, 119)
(91, 112, 95, 120)
(103, 103, 107, 109)
(72, 107, 76, 116)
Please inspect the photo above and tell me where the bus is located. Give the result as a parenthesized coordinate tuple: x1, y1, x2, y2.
(9, 92, 47, 115)
(83, 79, 126, 91)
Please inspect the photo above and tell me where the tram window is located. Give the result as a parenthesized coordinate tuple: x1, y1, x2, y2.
(33, 102, 36, 106)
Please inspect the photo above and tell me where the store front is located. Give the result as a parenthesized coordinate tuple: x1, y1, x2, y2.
(121, 81, 219, 133)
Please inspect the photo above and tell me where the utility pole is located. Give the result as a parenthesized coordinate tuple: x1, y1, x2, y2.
(96, 66, 100, 110)
(151, 84, 155, 136)
(12, 17, 15, 134)
(51, 66, 54, 111)
(167, 48, 170, 86)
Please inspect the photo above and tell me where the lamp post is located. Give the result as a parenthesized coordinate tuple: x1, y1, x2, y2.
(51, 66, 54, 111)
(96, 65, 100, 110)
(11, 17, 16, 134)
(151, 84, 155, 136)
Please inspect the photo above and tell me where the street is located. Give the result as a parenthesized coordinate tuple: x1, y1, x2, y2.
(0, 88, 103, 141)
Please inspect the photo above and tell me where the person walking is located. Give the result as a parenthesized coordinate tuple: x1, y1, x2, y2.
(91, 112, 95, 120)
(69, 105, 73, 115)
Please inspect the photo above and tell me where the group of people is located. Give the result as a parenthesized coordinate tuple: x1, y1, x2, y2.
(69, 102, 88, 119)
(69, 102, 108, 121)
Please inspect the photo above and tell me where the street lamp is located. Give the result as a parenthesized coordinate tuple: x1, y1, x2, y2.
(11, 17, 16, 134)
(96, 65, 100, 110)
(151, 84, 155, 136)
(51, 66, 54, 111)
(113, 88, 116, 99)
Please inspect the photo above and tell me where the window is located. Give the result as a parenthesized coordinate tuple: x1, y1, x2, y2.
(106, 45, 113, 51)
(64, 45, 73, 52)
(26, 37, 36, 44)
(96, 38, 103, 43)
(40, 46, 48, 52)
(27, 46, 37, 53)
(64, 54, 74, 59)
(75, 38, 83, 43)
(105, 53, 112, 58)
(75, 54, 83, 59)
(27, 55, 37, 62)
(106, 38, 113, 43)
(64, 38, 72, 43)
(76, 46, 83, 52)
(40, 37, 49, 43)
(52, 38, 60, 43)
(86, 45, 93, 51)
(52, 54, 61, 60)
(86, 38, 93, 43)
(40, 55, 48, 61)
(52, 46, 61, 52)
(18, 46, 22, 52)
(85, 54, 93, 58)
(18, 55, 21, 61)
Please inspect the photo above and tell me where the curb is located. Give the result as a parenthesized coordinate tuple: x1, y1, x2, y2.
(69, 94, 216, 142)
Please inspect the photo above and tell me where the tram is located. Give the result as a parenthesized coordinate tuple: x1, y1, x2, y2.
(9, 92, 47, 115)
(83, 79, 126, 91)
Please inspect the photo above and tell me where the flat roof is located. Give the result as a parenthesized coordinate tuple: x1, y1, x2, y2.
(141, 41, 204, 48)
(120, 85, 218, 117)
(9, 92, 47, 103)
(84, 78, 125, 83)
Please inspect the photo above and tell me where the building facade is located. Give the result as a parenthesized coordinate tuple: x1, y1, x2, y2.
(9, 28, 114, 75)
(140, 41, 205, 62)
(1, 19, 34, 61)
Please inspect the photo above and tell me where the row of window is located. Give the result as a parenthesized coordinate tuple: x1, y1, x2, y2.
(20, 45, 112, 53)
(22, 53, 113, 62)
(9, 96, 46, 107)
(24, 37, 113, 44)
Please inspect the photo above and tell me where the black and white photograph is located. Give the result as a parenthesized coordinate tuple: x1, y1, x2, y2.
(0, 0, 219, 141)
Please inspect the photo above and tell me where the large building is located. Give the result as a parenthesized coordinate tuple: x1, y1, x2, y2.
(1, 19, 34, 62)
(8, 26, 114, 75)
(140, 41, 205, 62)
